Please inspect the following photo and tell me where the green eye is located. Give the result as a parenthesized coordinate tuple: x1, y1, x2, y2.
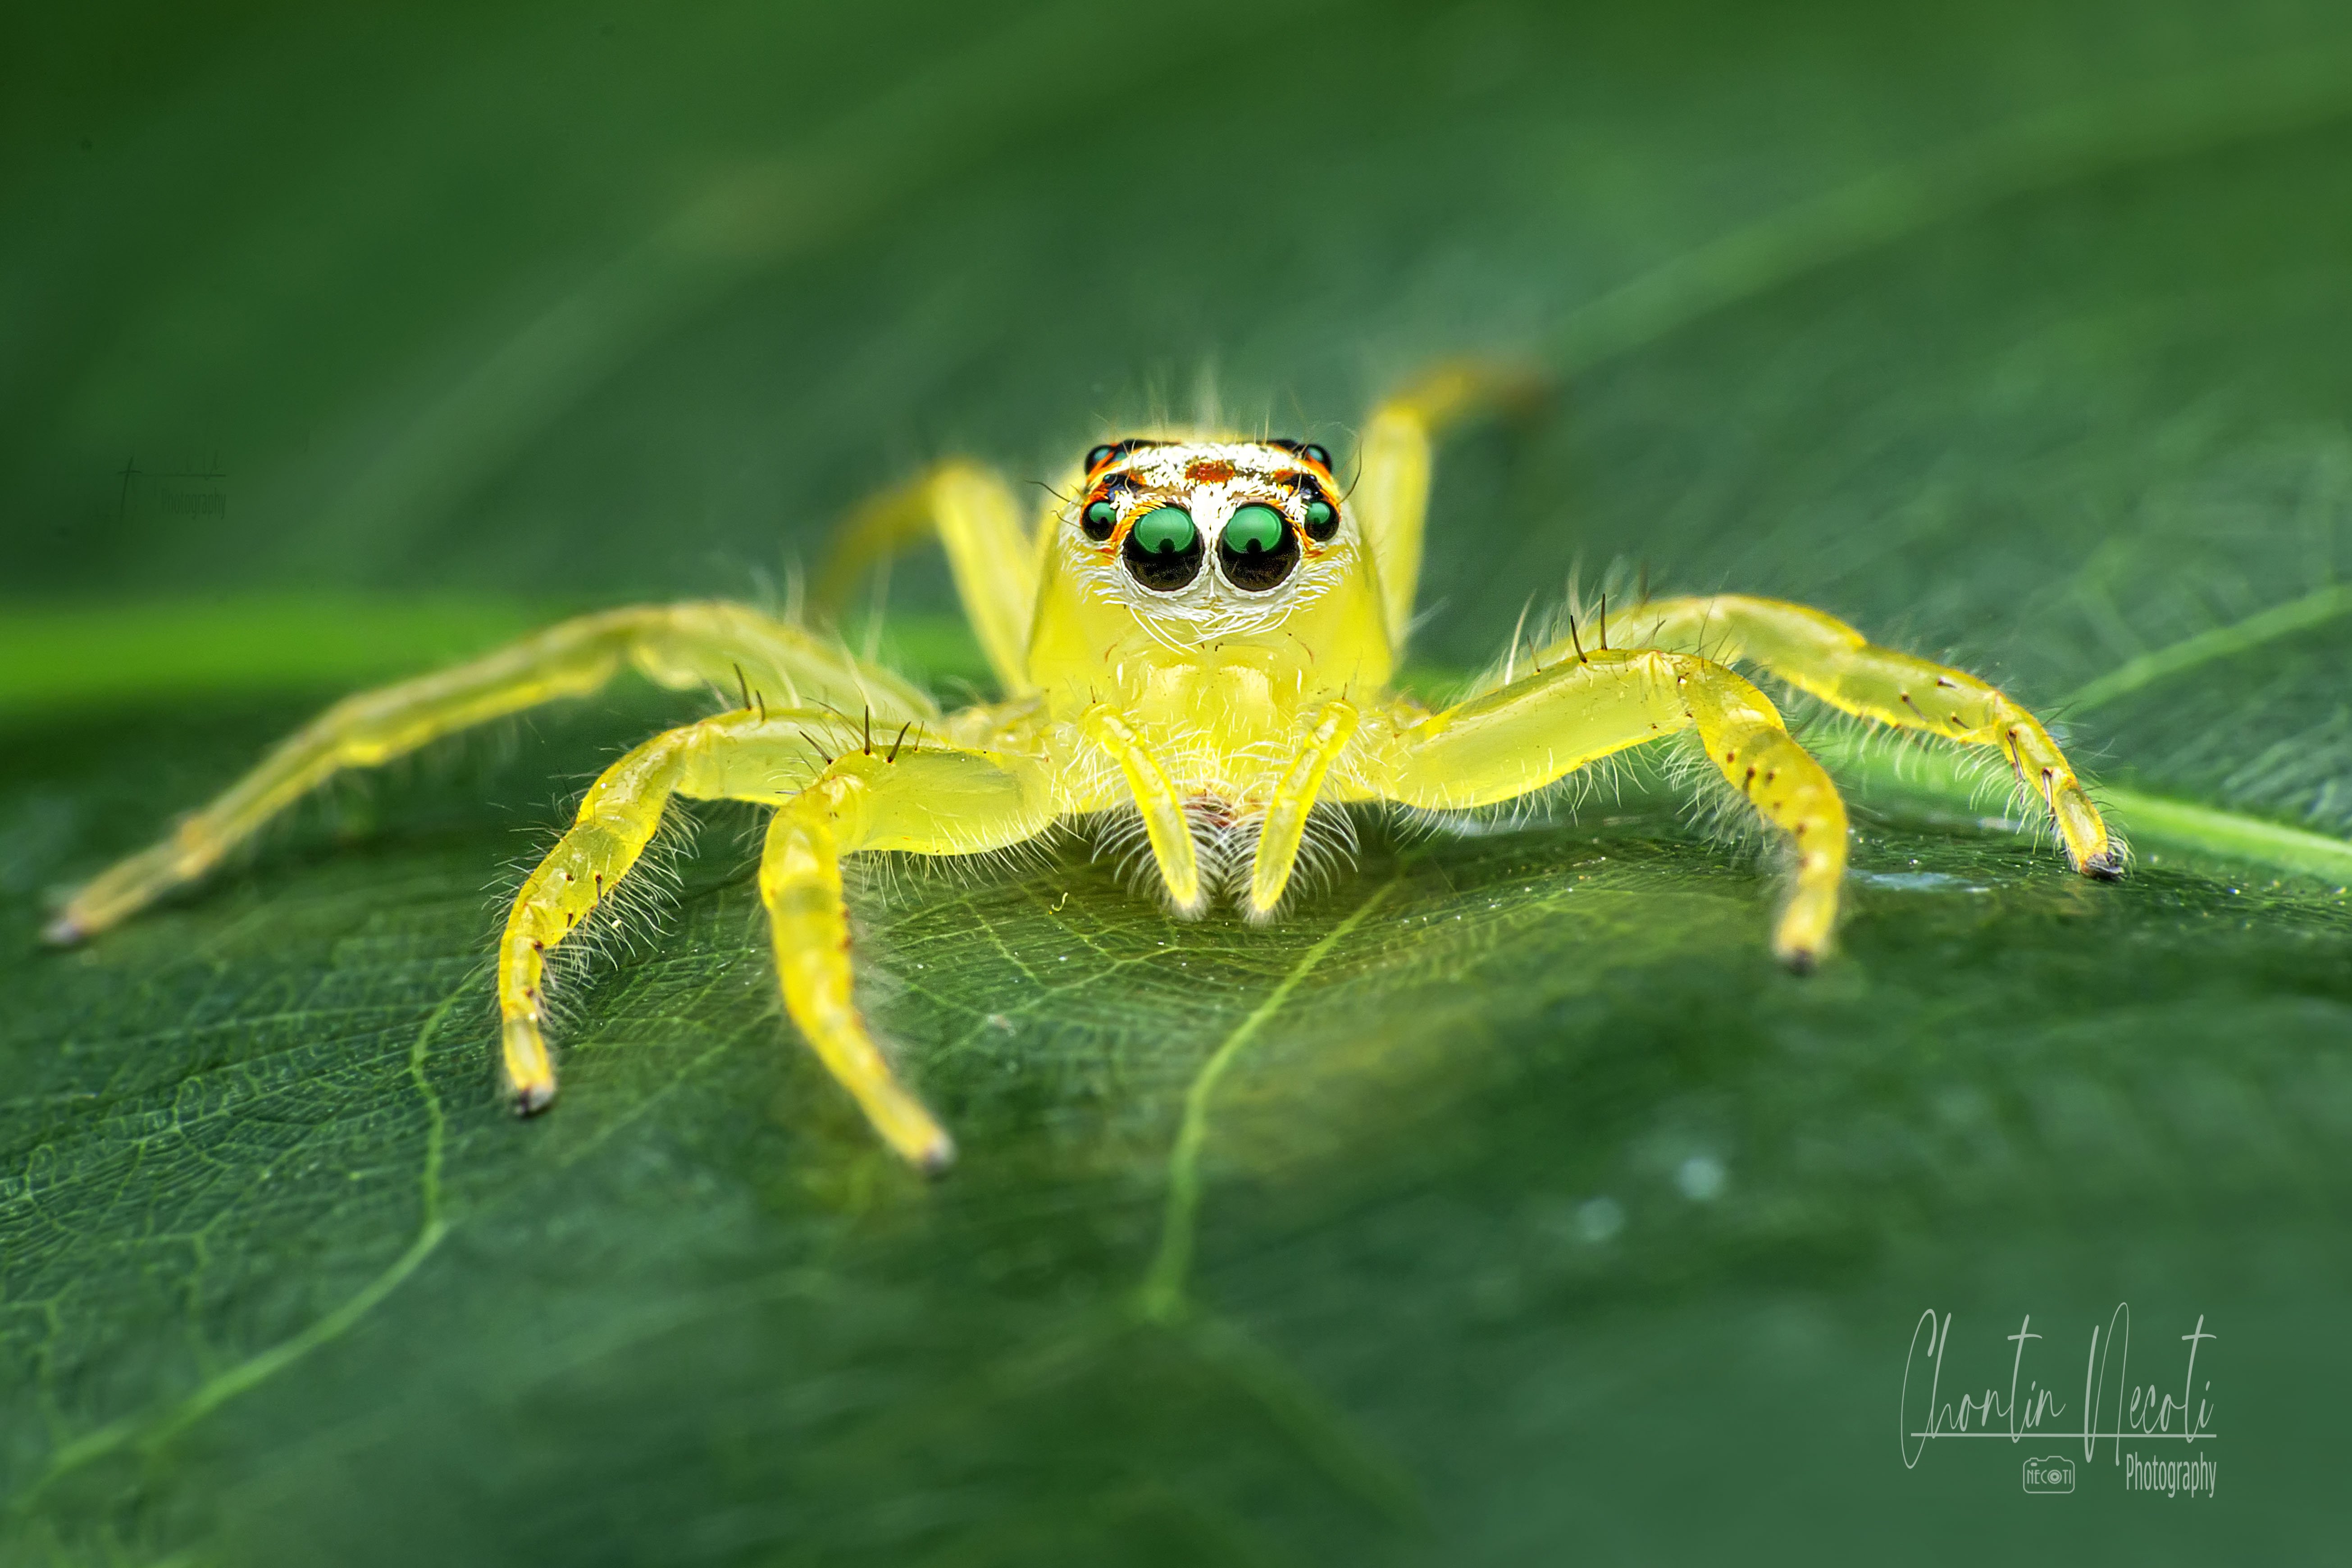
(1222, 505, 1285, 555)
(1081, 499, 1118, 540)
(1130, 506, 1196, 556)
(1302, 499, 1337, 540)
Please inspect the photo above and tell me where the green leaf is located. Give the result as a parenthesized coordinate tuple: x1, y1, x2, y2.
(7, 3, 2352, 1563)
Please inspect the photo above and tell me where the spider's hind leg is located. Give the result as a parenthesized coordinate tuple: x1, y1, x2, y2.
(46, 602, 930, 944)
(1354, 360, 1551, 651)
(812, 461, 1043, 699)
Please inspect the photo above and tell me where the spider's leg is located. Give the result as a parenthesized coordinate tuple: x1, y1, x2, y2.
(47, 602, 931, 944)
(812, 460, 1045, 696)
(1586, 594, 2119, 877)
(754, 743, 1056, 1169)
(499, 711, 1050, 1167)
(1245, 701, 1360, 921)
(1354, 360, 1548, 651)
(1373, 651, 1848, 967)
(497, 713, 734, 1114)
(1079, 707, 1202, 915)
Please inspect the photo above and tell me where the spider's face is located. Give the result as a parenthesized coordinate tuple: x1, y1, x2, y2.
(1063, 439, 1350, 618)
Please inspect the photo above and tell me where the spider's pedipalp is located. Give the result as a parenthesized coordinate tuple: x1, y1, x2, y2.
(1081, 707, 1205, 915)
(1243, 701, 1361, 921)
(1260, 798, 1362, 917)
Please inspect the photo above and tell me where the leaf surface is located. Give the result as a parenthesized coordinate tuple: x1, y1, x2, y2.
(5, 2, 2351, 1561)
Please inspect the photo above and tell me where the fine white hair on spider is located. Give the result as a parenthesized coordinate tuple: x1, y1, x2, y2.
(1272, 800, 1363, 906)
(46, 362, 2126, 1170)
(494, 797, 700, 1039)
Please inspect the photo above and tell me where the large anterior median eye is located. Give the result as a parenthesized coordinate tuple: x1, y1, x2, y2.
(1222, 505, 1283, 555)
(1217, 502, 1299, 591)
(1122, 505, 1203, 590)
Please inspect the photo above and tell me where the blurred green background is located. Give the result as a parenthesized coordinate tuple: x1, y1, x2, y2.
(5, 1, 2349, 1562)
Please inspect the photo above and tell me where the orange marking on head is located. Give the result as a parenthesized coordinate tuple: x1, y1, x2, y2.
(1187, 458, 1236, 484)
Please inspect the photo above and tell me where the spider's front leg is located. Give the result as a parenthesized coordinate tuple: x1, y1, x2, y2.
(1374, 651, 1849, 966)
(755, 743, 1055, 1168)
(500, 710, 1053, 1168)
(1595, 595, 2121, 876)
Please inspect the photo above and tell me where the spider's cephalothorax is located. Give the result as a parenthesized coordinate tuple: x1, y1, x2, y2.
(1062, 438, 1351, 614)
(1023, 435, 1391, 844)
(47, 365, 2122, 1170)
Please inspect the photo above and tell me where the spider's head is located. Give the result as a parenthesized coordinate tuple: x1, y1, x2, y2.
(1028, 433, 1394, 697)
(1061, 438, 1350, 617)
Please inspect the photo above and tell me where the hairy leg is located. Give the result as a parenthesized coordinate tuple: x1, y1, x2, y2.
(1245, 701, 1360, 921)
(497, 713, 738, 1114)
(1352, 361, 1547, 650)
(498, 710, 1052, 1165)
(754, 743, 1056, 1168)
(1578, 594, 2118, 876)
(46, 602, 929, 943)
(1376, 650, 1848, 966)
(813, 460, 1047, 696)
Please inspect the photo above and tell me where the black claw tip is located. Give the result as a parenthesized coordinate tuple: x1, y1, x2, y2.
(41, 915, 86, 948)
(1779, 948, 1819, 977)
(2081, 851, 2126, 882)
(513, 1082, 557, 1117)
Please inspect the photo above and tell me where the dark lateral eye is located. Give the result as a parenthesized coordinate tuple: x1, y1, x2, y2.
(1217, 503, 1299, 591)
(1301, 443, 1331, 468)
(1122, 505, 1203, 590)
(1081, 498, 1118, 540)
(1296, 475, 1340, 541)
(1085, 443, 1118, 470)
